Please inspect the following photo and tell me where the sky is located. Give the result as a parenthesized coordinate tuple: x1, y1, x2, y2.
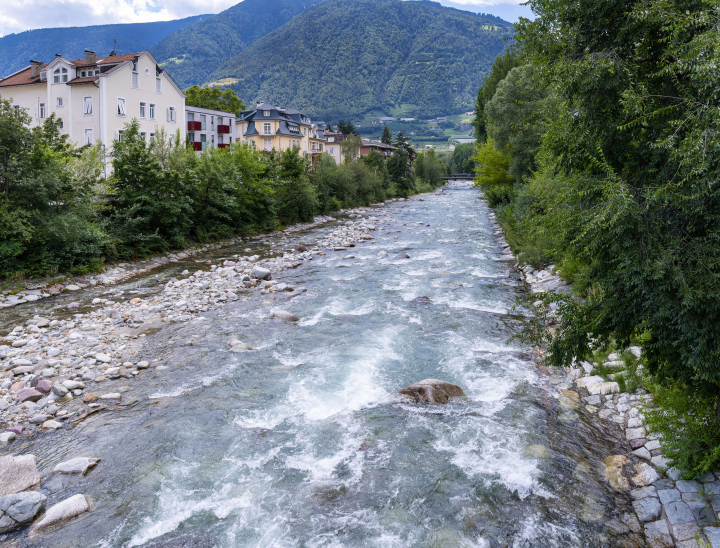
(0, 0, 532, 37)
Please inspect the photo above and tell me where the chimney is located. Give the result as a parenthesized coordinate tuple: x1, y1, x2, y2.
(85, 49, 96, 64)
(29, 60, 43, 78)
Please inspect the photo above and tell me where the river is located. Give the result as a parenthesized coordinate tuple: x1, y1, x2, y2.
(4, 183, 633, 547)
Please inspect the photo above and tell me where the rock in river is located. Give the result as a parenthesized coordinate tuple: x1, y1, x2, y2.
(0, 491, 47, 533)
(0, 455, 41, 497)
(395, 253, 410, 259)
(32, 494, 89, 532)
(397, 379, 466, 404)
(251, 266, 272, 280)
(272, 310, 299, 322)
(54, 457, 101, 475)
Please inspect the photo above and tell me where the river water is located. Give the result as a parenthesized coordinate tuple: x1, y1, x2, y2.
(4, 183, 632, 547)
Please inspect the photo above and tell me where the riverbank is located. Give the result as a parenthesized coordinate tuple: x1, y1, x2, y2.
(484, 203, 720, 548)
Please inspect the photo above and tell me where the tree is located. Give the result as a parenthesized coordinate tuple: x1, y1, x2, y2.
(185, 86, 246, 116)
(337, 119, 358, 135)
(451, 143, 475, 174)
(387, 148, 415, 195)
(513, 0, 720, 423)
(394, 131, 416, 162)
(381, 125, 393, 145)
(472, 139, 513, 186)
(472, 47, 522, 142)
(340, 134, 362, 162)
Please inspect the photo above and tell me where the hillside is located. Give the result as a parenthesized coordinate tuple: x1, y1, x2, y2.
(207, 0, 512, 119)
(0, 15, 211, 78)
(151, 0, 324, 90)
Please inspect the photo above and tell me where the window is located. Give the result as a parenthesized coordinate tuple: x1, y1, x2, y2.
(302, 128, 306, 136)
(218, 135, 223, 145)
(149, 132, 155, 142)
(39, 103, 46, 119)
(139, 102, 146, 118)
(81, 71, 86, 77)
(167, 106, 176, 123)
(155, 73, 162, 93)
(149, 103, 155, 120)
(140, 132, 147, 142)
(84, 129, 93, 145)
(263, 110, 270, 117)
(131, 62, 139, 88)
(56, 97, 63, 107)
(117, 130, 125, 142)
(53, 67, 68, 84)
(263, 123, 272, 135)
(218, 116, 223, 125)
(200, 134, 206, 149)
(188, 132, 195, 142)
(263, 138, 272, 150)
(94, 70, 100, 76)
(211, 116, 214, 130)
(117, 97, 126, 116)
(58, 119, 64, 130)
(187, 112, 194, 122)
(200, 115, 206, 130)
(83, 96, 93, 115)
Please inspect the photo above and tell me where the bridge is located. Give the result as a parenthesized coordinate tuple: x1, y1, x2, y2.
(440, 174, 475, 180)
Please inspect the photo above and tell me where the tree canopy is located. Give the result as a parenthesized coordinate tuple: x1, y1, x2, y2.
(185, 86, 246, 116)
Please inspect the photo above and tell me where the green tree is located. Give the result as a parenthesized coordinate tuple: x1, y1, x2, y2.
(513, 0, 720, 425)
(337, 119, 358, 135)
(381, 125, 393, 145)
(472, 47, 522, 142)
(451, 142, 475, 174)
(387, 148, 415, 196)
(394, 131, 416, 162)
(185, 85, 247, 116)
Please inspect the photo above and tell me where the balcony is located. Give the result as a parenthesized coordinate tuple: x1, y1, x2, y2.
(218, 143, 230, 149)
(217, 124, 231, 134)
(192, 142, 202, 152)
(188, 121, 202, 131)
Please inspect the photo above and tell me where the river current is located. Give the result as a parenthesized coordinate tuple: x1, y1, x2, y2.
(5, 183, 629, 547)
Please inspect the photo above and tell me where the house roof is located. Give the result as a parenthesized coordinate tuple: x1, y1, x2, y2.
(67, 76, 99, 85)
(0, 66, 45, 88)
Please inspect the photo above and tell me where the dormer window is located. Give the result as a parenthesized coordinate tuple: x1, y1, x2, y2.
(263, 110, 270, 117)
(53, 67, 68, 84)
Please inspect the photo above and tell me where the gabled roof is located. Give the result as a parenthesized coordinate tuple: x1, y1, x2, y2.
(0, 66, 45, 88)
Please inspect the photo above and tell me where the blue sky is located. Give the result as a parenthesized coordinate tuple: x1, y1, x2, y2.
(1, 0, 532, 37)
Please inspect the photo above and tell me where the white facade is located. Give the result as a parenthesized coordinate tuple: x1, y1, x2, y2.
(0, 51, 185, 151)
(185, 105, 236, 153)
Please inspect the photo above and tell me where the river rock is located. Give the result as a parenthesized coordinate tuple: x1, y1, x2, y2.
(15, 388, 43, 403)
(395, 253, 410, 259)
(99, 393, 122, 401)
(228, 338, 253, 352)
(95, 353, 112, 363)
(52, 383, 69, 397)
(251, 267, 272, 280)
(272, 310, 299, 322)
(41, 420, 62, 430)
(295, 244, 308, 252)
(136, 361, 150, 369)
(603, 455, 630, 491)
(397, 379, 466, 404)
(35, 379, 52, 394)
(32, 494, 89, 532)
(53, 457, 100, 475)
(0, 491, 47, 533)
(0, 432, 15, 445)
(0, 455, 41, 497)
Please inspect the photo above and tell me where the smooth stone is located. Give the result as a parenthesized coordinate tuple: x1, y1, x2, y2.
(0, 491, 47, 533)
(62, 380, 84, 390)
(632, 447, 652, 460)
(294, 244, 308, 252)
(136, 361, 150, 369)
(631, 486, 658, 500)
(29, 415, 48, 425)
(397, 379, 466, 404)
(53, 457, 100, 475)
(395, 253, 410, 259)
(644, 520, 674, 547)
(629, 438, 648, 450)
(645, 440, 662, 451)
(633, 462, 661, 486)
(603, 455, 630, 491)
(83, 393, 98, 403)
(251, 267, 272, 280)
(0, 455, 41, 497)
(65, 285, 81, 291)
(651, 455, 670, 469)
(66, 302, 80, 309)
(15, 388, 43, 403)
(271, 310, 299, 322)
(35, 379, 52, 394)
(95, 353, 112, 363)
(32, 494, 89, 532)
(41, 420, 62, 430)
(99, 393, 121, 401)
(576, 376, 605, 388)
(633, 497, 662, 522)
(52, 383, 69, 397)
(0, 432, 16, 445)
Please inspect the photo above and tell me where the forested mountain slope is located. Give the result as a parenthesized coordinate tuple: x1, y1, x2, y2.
(0, 15, 210, 78)
(151, 0, 324, 89)
(207, 0, 512, 119)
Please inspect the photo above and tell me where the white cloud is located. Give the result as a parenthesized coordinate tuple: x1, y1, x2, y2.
(0, 0, 238, 37)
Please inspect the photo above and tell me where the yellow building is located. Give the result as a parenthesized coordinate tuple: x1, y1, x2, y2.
(237, 102, 326, 164)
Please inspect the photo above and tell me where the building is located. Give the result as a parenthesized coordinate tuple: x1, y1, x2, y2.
(323, 131, 345, 164)
(0, 50, 185, 150)
(186, 105, 235, 153)
(237, 102, 326, 164)
(360, 138, 396, 159)
(378, 116, 395, 124)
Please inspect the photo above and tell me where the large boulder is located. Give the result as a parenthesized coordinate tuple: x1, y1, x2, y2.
(32, 494, 89, 532)
(271, 310, 299, 322)
(0, 491, 47, 533)
(0, 455, 41, 497)
(397, 379, 466, 404)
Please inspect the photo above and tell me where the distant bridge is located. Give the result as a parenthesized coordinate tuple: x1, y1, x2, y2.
(440, 174, 475, 180)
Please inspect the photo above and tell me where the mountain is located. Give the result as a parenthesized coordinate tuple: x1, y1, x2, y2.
(0, 15, 211, 78)
(206, 0, 512, 119)
(151, 0, 325, 90)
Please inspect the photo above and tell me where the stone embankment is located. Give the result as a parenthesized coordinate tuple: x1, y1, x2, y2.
(488, 207, 720, 548)
(0, 199, 415, 535)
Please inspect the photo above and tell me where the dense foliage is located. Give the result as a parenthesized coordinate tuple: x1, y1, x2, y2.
(0, 108, 442, 279)
(0, 15, 209, 78)
(184, 86, 246, 116)
(209, 0, 512, 119)
(152, 0, 323, 89)
(474, 0, 720, 472)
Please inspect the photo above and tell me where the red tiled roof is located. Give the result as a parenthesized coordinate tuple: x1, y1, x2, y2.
(67, 76, 99, 85)
(0, 66, 45, 88)
(70, 52, 140, 66)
